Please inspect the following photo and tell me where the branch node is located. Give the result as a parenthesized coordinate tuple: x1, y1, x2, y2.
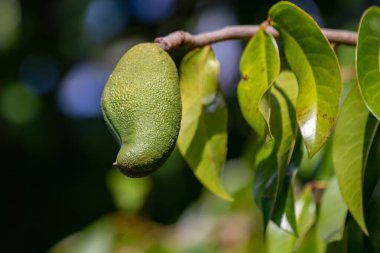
(155, 30, 193, 51)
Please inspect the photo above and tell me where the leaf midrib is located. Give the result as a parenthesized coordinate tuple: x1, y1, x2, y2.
(193, 47, 220, 172)
(277, 26, 319, 140)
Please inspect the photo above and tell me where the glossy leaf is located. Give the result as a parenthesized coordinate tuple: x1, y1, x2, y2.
(177, 46, 232, 201)
(269, 162, 299, 233)
(356, 6, 380, 120)
(266, 187, 316, 253)
(253, 139, 278, 226)
(318, 177, 347, 242)
(253, 71, 298, 230)
(333, 85, 379, 235)
(269, 1, 342, 157)
(272, 71, 299, 172)
(273, 172, 297, 235)
(238, 26, 280, 139)
(270, 71, 299, 234)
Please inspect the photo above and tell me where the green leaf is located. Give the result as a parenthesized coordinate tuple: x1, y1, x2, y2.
(364, 133, 380, 239)
(297, 224, 326, 253)
(253, 71, 299, 232)
(318, 177, 347, 242)
(269, 1, 342, 157)
(107, 169, 152, 213)
(266, 186, 316, 253)
(272, 71, 299, 171)
(356, 6, 380, 120)
(177, 46, 232, 201)
(272, 172, 298, 235)
(238, 26, 280, 139)
(270, 71, 299, 234)
(342, 219, 365, 253)
(295, 187, 316, 240)
(366, 176, 380, 238)
(332, 84, 379, 235)
(253, 139, 278, 226)
(266, 220, 295, 253)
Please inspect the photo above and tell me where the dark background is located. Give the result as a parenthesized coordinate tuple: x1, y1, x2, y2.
(0, 0, 378, 252)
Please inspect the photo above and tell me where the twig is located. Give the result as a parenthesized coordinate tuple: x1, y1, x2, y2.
(154, 25, 357, 51)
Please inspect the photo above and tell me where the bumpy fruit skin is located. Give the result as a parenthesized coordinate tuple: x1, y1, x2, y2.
(101, 43, 181, 177)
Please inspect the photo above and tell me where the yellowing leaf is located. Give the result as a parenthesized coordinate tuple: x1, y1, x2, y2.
(238, 27, 280, 139)
(177, 46, 232, 201)
(269, 1, 342, 157)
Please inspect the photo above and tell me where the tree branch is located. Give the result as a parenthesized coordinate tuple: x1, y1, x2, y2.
(154, 25, 357, 51)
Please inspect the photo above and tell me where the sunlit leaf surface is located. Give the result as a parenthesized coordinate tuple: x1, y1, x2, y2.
(266, 187, 316, 253)
(238, 27, 280, 139)
(253, 71, 298, 233)
(269, 1, 342, 157)
(177, 46, 232, 201)
(270, 71, 299, 234)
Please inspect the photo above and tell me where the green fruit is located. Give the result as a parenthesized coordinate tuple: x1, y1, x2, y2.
(101, 43, 181, 177)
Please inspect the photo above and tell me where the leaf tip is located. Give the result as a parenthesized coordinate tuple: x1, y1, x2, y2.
(210, 189, 234, 202)
(305, 144, 320, 159)
(356, 217, 369, 237)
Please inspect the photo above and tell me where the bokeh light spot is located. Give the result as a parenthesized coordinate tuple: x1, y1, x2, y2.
(84, 0, 129, 42)
(193, 6, 243, 97)
(58, 62, 111, 119)
(0, 83, 41, 124)
(131, 0, 176, 23)
(20, 53, 60, 94)
(107, 169, 152, 213)
(0, 0, 21, 51)
(101, 36, 147, 67)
